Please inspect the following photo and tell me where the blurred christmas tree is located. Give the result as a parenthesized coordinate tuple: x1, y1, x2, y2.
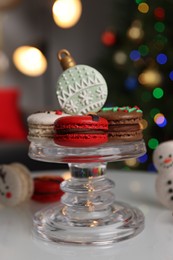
(96, 0, 173, 172)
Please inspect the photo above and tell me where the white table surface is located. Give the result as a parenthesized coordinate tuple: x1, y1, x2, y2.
(1, 169, 173, 260)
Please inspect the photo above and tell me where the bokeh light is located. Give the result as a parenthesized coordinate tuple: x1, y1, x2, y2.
(137, 153, 148, 163)
(135, 0, 143, 4)
(52, 0, 82, 28)
(156, 53, 167, 64)
(129, 50, 141, 61)
(125, 158, 139, 167)
(101, 31, 116, 46)
(154, 22, 165, 33)
(154, 7, 165, 20)
(152, 87, 164, 99)
(124, 76, 138, 90)
(169, 71, 173, 81)
(127, 20, 143, 41)
(148, 138, 159, 149)
(113, 51, 127, 65)
(13, 46, 47, 77)
(138, 68, 162, 87)
(141, 119, 148, 129)
(138, 45, 149, 56)
(138, 3, 149, 14)
(154, 113, 167, 127)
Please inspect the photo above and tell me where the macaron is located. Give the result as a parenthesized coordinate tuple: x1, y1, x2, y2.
(0, 163, 33, 206)
(97, 106, 144, 142)
(31, 176, 64, 203)
(54, 114, 108, 147)
(27, 110, 70, 144)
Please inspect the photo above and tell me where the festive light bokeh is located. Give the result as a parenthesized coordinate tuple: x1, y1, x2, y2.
(138, 45, 149, 56)
(100, 1, 172, 171)
(154, 7, 165, 20)
(129, 50, 141, 61)
(152, 88, 164, 99)
(154, 113, 167, 127)
(138, 68, 162, 87)
(138, 3, 149, 14)
(154, 22, 165, 33)
(113, 51, 127, 65)
(156, 53, 167, 64)
(101, 31, 116, 46)
(148, 138, 159, 150)
(137, 153, 148, 163)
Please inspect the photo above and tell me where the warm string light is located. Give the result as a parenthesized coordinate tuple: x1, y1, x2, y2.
(52, 0, 82, 28)
(113, 51, 127, 66)
(138, 68, 162, 87)
(138, 3, 149, 14)
(13, 46, 47, 77)
(124, 158, 139, 167)
(127, 20, 144, 41)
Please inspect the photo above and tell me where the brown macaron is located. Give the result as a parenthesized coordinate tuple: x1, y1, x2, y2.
(97, 106, 144, 142)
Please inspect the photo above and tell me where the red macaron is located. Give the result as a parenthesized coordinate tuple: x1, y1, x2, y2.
(32, 176, 64, 203)
(54, 115, 108, 147)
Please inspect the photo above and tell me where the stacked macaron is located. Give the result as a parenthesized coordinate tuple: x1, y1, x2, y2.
(54, 114, 108, 147)
(97, 106, 144, 142)
(27, 110, 70, 144)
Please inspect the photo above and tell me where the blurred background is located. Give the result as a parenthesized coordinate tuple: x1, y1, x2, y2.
(0, 0, 172, 172)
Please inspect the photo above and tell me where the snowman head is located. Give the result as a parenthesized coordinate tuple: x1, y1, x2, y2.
(153, 141, 173, 173)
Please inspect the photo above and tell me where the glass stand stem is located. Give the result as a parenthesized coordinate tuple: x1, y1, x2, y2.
(33, 162, 145, 245)
(61, 163, 115, 223)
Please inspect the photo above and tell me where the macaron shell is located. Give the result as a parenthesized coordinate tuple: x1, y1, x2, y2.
(54, 115, 108, 130)
(108, 130, 143, 141)
(10, 163, 34, 200)
(32, 176, 64, 203)
(97, 106, 143, 122)
(32, 192, 63, 203)
(0, 165, 25, 206)
(54, 133, 108, 147)
(27, 111, 70, 125)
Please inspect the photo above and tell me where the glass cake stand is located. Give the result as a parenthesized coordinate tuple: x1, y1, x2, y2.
(28, 139, 146, 246)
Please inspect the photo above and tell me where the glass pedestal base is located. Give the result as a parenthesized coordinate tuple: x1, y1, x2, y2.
(33, 201, 144, 245)
(29, 140, 146, 245)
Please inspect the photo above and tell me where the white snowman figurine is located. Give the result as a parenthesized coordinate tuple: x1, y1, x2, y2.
(153, 140, 173, 210)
